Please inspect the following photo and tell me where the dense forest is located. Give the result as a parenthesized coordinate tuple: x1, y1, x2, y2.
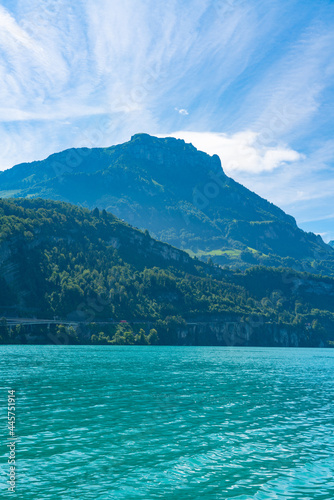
(0, 198, 334, 346)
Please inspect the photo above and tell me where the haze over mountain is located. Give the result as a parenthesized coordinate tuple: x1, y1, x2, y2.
(1, 134, 333, 273)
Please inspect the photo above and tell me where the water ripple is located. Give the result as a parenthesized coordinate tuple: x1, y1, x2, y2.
(0, 346, 333, 499)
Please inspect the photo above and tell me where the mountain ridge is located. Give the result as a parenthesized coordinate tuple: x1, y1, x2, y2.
(1, 133, 333, 273)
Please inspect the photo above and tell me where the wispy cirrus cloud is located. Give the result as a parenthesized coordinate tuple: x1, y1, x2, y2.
(0, 0, 333, 239)
(242, 26, 334, 144)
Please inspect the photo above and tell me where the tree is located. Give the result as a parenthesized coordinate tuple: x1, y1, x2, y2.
(148, 328, 159, 345)
(91, 332, 111, 344)
(111, 323, 135, 344)
(135, 328, 149, 345)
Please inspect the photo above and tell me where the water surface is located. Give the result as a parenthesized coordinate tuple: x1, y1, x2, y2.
(0, 346, 333, 499)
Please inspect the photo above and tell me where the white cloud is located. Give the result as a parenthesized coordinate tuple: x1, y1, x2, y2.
(0, 5, 33, 48)
(175, 108, 189, 116)
(165, 130, 301, 173)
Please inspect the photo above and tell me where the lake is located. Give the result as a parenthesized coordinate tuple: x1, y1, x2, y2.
(0, 346, 334, 499)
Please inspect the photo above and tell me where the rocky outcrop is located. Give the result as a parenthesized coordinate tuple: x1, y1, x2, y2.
(175, 320, 327, 347)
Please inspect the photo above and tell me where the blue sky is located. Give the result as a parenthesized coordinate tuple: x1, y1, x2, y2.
(0, 0, 333, 240)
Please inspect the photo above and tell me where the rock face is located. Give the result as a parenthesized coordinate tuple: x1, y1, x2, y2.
(1, 133, 333, 271)
(175, 321, 324, 347)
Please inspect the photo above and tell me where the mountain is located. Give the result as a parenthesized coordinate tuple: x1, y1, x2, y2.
(1, 133, 333, 273)
(0, 198, 334, 347)
(329, 241, 334, 248)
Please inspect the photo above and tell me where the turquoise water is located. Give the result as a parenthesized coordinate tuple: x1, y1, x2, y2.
(1, 346, 334, 499)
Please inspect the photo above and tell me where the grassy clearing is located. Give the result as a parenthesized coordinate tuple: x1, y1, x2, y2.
(185, 248, 242, 259)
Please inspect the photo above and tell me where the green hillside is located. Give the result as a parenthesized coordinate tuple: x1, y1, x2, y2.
(0, 198, 334, 347)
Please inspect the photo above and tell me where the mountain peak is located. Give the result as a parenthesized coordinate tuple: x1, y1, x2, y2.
(1, 133, 333, 273)
(128, 133, 222, 171)
(130, 132, 156, 142)
(130, 132, 186, 146)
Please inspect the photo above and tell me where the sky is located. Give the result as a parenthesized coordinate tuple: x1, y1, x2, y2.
(0, 0, 333, 241)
